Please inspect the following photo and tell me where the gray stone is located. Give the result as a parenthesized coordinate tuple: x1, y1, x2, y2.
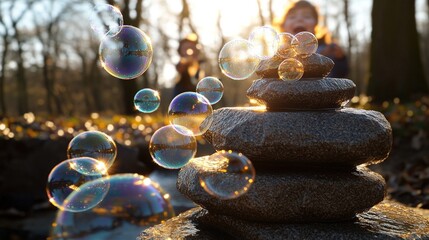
(255, 53, 334, 79)
(246, 78, 356, 110)
(203, 107, 392, 167)
(177, 162, 385, 222)
(140, 201, 429, 240)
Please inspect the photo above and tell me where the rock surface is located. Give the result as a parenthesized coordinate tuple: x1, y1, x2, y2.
(255, 53, 334, 79)
(203, 107, 392, 167)
(139, 201, 429, 240)
(177, 161, 385, 222)
(247, 78, 356, 110)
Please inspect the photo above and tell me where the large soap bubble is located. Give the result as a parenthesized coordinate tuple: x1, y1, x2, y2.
(46, 158, 108, 211)
(278, 58, 304, 81)
(134, 88, 161, 113)
(198, 150, 255, 200)
(196, 76, 224, 105)
(277, 32, 297, 58)
(292, 31, 318, 57)
(50, 174, 174, 239)
(90, 4, 123, 37)
(168, 92, 213, 136)
(248, 26, 279, 60)
(218, 39, 261, 80)
(67, 131, 117, 170)
(99, 25, 153, 79)
(149, 125, 197, 169)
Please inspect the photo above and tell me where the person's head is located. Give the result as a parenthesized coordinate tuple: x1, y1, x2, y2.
(280, 1, 319, 35)
(178, 33, 201, 59)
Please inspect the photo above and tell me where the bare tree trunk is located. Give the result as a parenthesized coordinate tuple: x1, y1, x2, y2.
(268, 0, 274, 24)
(368, 0, 428, 101)
(10, 2, 33, 115)
(42, 54, 54, 114)
(256, 0, 265, 26)
(88, 48, 104, 112)
(343, 0, 352, 59)
(16, 36, 28, 115)
(0, 17, 9, 116)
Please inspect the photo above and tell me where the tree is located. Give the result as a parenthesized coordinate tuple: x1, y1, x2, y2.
(368, 0, 428, 102)
(105, 0, 145, 115)
(0, 11, 10, 116)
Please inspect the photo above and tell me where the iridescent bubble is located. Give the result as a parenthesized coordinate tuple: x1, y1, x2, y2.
(196, 77, 224, 105)
(218, 39, 261, 80)
(149, 125, 197, 169)
(46, 158, 108, 211)
(50, 174, 174, 239)
(248, 26, 279, 60)
(292, 31, 318, 57)
(99, 25, 153, 79)
(90, 4, 123, 37)
(277, 32, 297, 58)
(198, 150, 255, 200)
(134, 88, 160, 113)
(168, 92, 213, 136)
(278, 58, 304, 81)
(67, 131, 117, 170)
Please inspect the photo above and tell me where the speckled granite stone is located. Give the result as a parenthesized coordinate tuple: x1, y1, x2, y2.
(255, 53, 334, 79)
(203, 107, 392, 167)
(139, 201, 429, 240)
(176, 162, 385, 222)
(246, 78, 356, 110)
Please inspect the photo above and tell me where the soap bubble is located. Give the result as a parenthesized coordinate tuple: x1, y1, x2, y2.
(218, 39, 261, 80)
(134, 88, 160, 113)
(248, 26, 279, 60)
(90, 4, 123, 37)
(67, 131, 117, 170)
(278, 58, 304, 81)
(46, 158, 108, 211)
(277, 32, 297, 58)
(149, 125, 197, 169)
(196, 77, 224, 105)
(50, 174, 174, 239)
(198, 150, 255, 200)
(168, 92, 213, 136)
(292, 31, 318, 57)
(99, 25, 153, 79)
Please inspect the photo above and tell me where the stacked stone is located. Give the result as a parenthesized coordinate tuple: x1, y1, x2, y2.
(176, 53, 391, 223)
(140, 53, 429, 239)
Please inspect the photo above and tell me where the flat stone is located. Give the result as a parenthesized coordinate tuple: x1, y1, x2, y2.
(140, 201, 429, 240)
(247, 78, 356, 110)
(177, 162, 385, 222)
(255, 53, 334, 79)
(203, 107, 392, 167)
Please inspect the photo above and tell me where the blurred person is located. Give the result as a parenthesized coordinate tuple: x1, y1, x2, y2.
(277, 0, 349, 78)
(173, 33, 205, 96)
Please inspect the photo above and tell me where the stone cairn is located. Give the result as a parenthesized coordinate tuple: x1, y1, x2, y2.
(140, 54, 429, 239)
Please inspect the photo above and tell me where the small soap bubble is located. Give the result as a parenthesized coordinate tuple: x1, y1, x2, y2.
(99, 25, 153, 79)
(198, 150, 255, 200)
(46, 158, 108, 211)
(168, 92, 213, 136)
(292, 31, 318, 57)
(134, 88, 160, 113)
(90, 4, 123, 37)
(67, 131, 117, 170)
(196, 77, 224, 105)
(50, 174, 174, 239)
(218, 39, 261, 80)
(149, 125, 197, 169)
(248, 26, 279, 60)
(278, 58, 304, 81)
(277, 32, 297, 58)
